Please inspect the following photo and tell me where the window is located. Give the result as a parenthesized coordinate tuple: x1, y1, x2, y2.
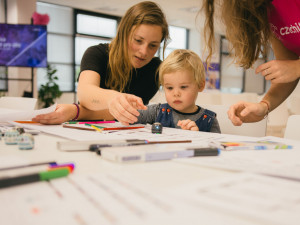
(159, 26, 189, 59)
(74, 10, 119, 89)
(36, 2, 74, 92)
(76, 14, 117, 37)
(36, 4, 119, 93)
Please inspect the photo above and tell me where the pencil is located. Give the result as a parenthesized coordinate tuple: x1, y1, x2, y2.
(63, 124, 144, 131)
(0, 161, 57, 171)
(90, 125, 103, 132)
(85, 123, 104, 132)
(147, 140, 192, 144)
(62, 124, 95, 131)
(65, 120, 116, 124)
(78, 121, 115, 124)
(102, 126, 144, 131)
(15, 121, 39, 124)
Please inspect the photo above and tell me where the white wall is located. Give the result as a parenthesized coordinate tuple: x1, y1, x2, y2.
(2, 0, 299, 106)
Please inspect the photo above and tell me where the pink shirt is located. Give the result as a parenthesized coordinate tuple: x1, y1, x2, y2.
(269, 0, 300, 56)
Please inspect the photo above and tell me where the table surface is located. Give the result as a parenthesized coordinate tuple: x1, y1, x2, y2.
(1, 128, 300, 225)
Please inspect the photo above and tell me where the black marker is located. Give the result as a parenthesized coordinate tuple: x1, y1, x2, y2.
(89, 140, 147, 152)
(187, 147, 220, 156)
(0, 168, 70, 189)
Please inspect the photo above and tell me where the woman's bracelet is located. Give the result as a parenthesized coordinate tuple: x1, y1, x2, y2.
(260, 100, 270, 119)
(72, 103, 80, 121)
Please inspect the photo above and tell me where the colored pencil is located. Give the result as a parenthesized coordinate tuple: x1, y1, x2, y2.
(78, 121, 115, 124)
(15, 121, 39, 124)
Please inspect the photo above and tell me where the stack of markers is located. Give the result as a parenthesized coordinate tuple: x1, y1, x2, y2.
(0, 162, 75, 189)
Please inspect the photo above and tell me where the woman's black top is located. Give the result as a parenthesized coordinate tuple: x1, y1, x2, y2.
(79, 43, 161, 104)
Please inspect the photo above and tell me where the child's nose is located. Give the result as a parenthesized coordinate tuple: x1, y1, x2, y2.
(174, 89, 180, 96)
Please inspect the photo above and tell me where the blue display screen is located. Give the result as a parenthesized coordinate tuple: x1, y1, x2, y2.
(0, 23, 47, 68)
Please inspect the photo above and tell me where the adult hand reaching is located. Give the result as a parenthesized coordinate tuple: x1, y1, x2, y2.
(227, 101, 269, 126)
(32, 104, 77, 125)
(256, 59, 300, 84)
(108, 93, 147, 125)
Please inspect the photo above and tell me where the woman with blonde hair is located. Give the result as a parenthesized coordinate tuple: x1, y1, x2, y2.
(33, 1, 169, 125)
(202, 0, 300, 125)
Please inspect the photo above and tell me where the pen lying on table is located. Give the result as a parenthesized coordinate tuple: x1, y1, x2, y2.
(0, 167, 73, 189)
(62, 124, 145, 132)
(57, 139, 192, 151)
(100, 146, 221, 162)
(89, 140, 192, 151)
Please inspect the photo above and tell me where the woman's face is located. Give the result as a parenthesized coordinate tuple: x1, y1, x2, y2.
(128, 24, 163, 68)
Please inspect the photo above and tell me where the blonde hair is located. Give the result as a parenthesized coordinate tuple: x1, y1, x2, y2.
(159, 49, 205, 89)
(202, 0, 272, 69)
(107, 1, 169, 92)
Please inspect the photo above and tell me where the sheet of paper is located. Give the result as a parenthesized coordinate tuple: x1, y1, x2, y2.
(0, 156, 29, 169)
(0, 97, 37, 110)
(174, 138, 300, 181)
(0, 182, 80, 224)
(170, 172, 300, 225)
(0, 104, 56, 122)
(10, 122, 221, 142)
(10, 120, 266, 145)
(0, 172, 276, 225)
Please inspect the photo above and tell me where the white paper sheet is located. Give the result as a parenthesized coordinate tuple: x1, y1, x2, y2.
(0, 156, 29, 169)
(0, 104, 56, 122)
(0, 172, 277, 225)
(8, 121, 228, 142)
(0, 97, 37, 110)
(170, 172, 300, 225)
(174, 137, 300, 181)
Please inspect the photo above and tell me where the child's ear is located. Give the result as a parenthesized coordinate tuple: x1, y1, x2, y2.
(198, 81, 205, 92)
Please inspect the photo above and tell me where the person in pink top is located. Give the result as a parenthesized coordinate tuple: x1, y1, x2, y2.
(201, 0, 300, 125)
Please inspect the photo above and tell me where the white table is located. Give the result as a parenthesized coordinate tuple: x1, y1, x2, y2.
(1, 129, 300, 225)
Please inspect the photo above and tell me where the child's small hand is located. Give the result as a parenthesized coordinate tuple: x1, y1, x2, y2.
(177, 119, 199, 131)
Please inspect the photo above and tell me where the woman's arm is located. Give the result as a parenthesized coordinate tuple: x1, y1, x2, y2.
(77, 71, 147, 125)
(77, 70, 120, 111)
(258, 35, 299, 111)
(32, 104, 115, 124)
(228, 35, 299, 125)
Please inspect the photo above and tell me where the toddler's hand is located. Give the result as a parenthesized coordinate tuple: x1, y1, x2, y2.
(177, 119, 199, 131)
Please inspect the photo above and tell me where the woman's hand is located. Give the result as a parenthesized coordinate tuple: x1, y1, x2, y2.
(256, 59, 300, 83)
(32, 104, 77, 125)
(227, 101, 268, 126)
(108, 93, 147, 125)
(177, 119, 199, 131)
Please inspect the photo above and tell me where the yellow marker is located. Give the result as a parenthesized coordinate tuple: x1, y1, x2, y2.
(91, 125, 103, 132)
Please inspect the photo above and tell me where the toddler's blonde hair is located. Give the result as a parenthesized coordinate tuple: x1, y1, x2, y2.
(159, 49, 205, 89)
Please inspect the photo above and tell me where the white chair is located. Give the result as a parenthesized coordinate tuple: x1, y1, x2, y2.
(287, 95, 300, 115)
(241, 92, 259, 103)
(267, 101, 290, 127)
(284, 115, 300, 140)
(0, 97, 37, 110)
(202, 104, 267, 137)
(266, 100, 290, 137)
(220, 92, 258, 105)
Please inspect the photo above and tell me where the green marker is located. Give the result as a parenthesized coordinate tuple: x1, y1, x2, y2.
(0, 168, 70, 189)
(85, 123, 105, 129)
(65, 121, 78, 124)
